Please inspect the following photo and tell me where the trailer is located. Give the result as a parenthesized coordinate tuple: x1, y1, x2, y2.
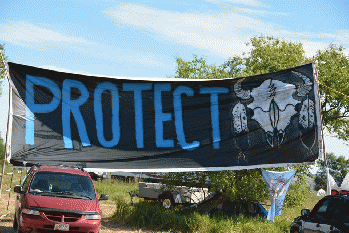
(131, 182, 211, 208)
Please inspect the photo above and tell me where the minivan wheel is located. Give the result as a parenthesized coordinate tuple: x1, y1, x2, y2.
(13, 216, 22, 233)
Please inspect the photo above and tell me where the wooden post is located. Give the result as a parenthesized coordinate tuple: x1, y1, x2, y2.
(0, 51, 11, 196)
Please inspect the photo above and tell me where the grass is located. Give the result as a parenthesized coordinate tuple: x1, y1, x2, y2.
(93, 177, 138, 201)
(101, 177, 321, 233)
(0, 164, 322, 232)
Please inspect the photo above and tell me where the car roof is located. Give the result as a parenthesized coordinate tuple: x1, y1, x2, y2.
(323, 194, 349, 200)
(33, 166, 89, 176)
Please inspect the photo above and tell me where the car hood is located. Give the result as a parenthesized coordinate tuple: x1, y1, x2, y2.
(26, 194, 100, 213)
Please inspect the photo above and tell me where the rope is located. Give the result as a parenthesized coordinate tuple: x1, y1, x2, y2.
(319, 82, 349, 99)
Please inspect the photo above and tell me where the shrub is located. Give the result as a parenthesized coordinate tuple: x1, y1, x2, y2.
(113, 195, 131, 222)
(127, 201, 190, 232)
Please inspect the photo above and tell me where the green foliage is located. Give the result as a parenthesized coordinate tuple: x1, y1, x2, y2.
(163, 169, 269, 201)
(113, 195, 131, 222)
(274, 166, 311, 208)
(127, 201, 189, 232)
(221, 36, 308, 78)
(170, 55, 230, 79)
(93, 178, 138, 201)
(284, 180, 308, 208)
(210, 170, 269, 201)
(0, 136, 5, 161)
(70, 174, 321, 233)
(0, 43, 6, 96)
(242, 36, 308, 75)
(314, 153, 349, 190)
(315, 45, 349, 141)
(125, 194, 320, 233)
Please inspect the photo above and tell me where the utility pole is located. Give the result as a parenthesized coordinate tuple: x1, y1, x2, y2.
(0, 51, 11, 196)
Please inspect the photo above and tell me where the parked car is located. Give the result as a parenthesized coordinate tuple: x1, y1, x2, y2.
(290, 194, 349, 233)
(131, 182, 211, 208)
(13, 165, 108, 233)
(89, 171, 109, 180)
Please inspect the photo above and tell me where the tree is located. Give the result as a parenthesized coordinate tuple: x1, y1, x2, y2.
(171, 55, 230, 79)
(0, 43, 6, 95)
(228, 36, 309, 77)
(314, 153, 349, 191)
(315, 45, 349, 141)
(0, 136, 4, 161)
(164, 36, 313, 206)
(0, 44, 7, 161)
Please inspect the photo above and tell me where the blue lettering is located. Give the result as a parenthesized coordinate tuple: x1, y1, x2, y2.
(200, 87, 229, 149)
(62, 79, 90, 148)
(26, 75, 61, 145)
(173, 86, 199, 150)
(94, 82, 120, 148)
(154, 83, 173, 148)
(123, 83, 152, 148)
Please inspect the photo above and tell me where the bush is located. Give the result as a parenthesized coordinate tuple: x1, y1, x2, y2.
(127, 201, 190, 232)
(113, 195, 131, 222)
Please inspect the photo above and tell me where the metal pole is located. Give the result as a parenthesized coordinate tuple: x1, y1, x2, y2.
(312, 63, 328, 194)
(0, 51, 11, 196)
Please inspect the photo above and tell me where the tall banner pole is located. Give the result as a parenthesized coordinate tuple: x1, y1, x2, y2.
(0, 51, 12, 196)
(312, 63, 327, 194)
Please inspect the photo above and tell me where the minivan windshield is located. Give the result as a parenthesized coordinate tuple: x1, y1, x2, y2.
(28, 172, 96, 200)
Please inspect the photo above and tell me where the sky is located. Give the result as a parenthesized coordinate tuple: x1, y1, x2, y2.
(0, 0, 349, 167)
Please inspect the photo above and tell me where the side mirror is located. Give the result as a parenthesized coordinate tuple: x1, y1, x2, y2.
(99, 194, 108, 201)
(14, 185, 23, 194)
(301, 209, 310, 216)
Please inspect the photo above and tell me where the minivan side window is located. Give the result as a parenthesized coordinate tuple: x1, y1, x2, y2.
(21, 171, 33, 192)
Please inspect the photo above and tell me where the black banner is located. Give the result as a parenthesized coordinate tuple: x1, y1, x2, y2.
(6, 62, 322, 171)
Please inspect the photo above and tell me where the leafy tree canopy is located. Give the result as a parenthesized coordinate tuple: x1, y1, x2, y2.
(314, 153, 349, 191)
(0, 43, 6, 96)
(316, 45, 349, 141)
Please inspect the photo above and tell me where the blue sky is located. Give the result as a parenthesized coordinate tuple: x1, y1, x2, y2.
(0, 0, 349, 162)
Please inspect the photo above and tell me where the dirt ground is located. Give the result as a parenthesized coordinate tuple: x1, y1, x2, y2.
(0, 194, 149, 233)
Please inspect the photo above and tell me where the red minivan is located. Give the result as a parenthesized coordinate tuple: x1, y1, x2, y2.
(13, 165, 108, 233)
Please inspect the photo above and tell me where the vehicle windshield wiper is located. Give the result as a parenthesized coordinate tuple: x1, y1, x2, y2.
(51, 191, 93, 200)
(52, 191, 74, 195)
(76, 194, 93, 200)
(29, 190, 54, 196)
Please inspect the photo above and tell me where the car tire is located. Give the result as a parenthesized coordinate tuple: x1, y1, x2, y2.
(13, 215, 22, 233)
(160, 194, 174, 209)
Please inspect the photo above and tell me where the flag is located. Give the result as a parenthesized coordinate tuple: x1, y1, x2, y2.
(262, 169, 296, 222)
(340, 173, 349, 192)
(327, 168, 340, 195)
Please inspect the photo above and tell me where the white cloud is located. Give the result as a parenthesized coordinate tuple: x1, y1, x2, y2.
(104, 4, 274, 57)
(104, 3, 347, 58)
(236, 7, 290, 17)
(0, 20, 170, 68)
(204, 0, 266, 8)
(0, 20, 93, 49)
